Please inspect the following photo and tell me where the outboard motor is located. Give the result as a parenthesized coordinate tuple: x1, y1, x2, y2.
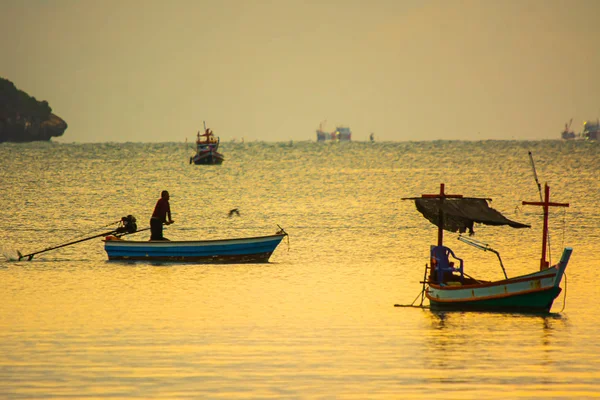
(116, 215, 138, 235)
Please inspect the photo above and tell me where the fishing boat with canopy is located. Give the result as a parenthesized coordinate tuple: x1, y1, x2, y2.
(400, 182, 572, 313)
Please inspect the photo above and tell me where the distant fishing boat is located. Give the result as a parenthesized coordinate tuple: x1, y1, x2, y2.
(190, 122, 224, 165)
(560, 118, 598, 141)
(582, 119, 599, 140)
(316, 121, 352, 142)
(560, 119, 576, 140)
(400, 182, 572, 313)
(104, 229, 287, 263)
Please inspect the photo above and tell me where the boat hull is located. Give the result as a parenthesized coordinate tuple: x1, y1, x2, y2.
(104, 233, 285, 263)
(427, 286, 562, 312)
(192, 150, 224, 165)
(426, 248, 572, 313)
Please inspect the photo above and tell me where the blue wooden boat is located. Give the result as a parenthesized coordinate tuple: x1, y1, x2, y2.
(103, 231, 286, 263)
(403, 183, 572, 313)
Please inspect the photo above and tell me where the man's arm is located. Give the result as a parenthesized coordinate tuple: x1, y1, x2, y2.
(167, 207, 174, 224)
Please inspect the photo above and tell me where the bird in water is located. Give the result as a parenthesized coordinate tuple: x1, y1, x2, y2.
(228, 208, 240, 217)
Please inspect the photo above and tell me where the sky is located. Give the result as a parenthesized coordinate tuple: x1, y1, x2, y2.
(1, 0, 599, 142)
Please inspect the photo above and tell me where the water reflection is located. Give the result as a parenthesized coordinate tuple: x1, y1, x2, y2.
(421, 310, 570, 387)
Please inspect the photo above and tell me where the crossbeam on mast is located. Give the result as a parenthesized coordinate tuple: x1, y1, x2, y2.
(420, 183, 463, 247)
(522, 183, 569, 270)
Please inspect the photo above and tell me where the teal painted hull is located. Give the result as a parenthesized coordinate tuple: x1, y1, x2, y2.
(429, 287, 562, 313)
(425, 248, 572, 313)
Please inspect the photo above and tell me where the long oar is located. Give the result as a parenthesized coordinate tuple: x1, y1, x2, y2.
(18, 230, 117, 261)
(17, 227, 150, 261)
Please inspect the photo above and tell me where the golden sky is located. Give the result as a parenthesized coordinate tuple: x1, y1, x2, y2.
(1, 0, 598, 142)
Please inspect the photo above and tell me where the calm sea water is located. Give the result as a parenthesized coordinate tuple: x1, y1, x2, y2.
(0, 140, 599, 399)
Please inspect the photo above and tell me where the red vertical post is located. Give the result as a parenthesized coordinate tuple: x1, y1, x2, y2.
(421, 184, 462, 248)
(540, 184, 550, 269)
(523, 183, 569, 270)
(437, 183, 445, 247)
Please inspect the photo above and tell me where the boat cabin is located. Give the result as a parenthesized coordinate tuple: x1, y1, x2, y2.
(197, 129, 219, 145)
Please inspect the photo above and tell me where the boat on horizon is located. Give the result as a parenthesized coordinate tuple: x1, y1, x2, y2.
(560, 118, 598, 141)
(400, 183, 572, 313)
(190, 122, 224, 165)
(560, 119, 576, 140)
(316, 121, 352, 142)
(582, 119, 599, 140)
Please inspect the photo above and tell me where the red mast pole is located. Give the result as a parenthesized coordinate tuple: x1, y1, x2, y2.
(522, 183, 569, 270)
(438, 183, 445, 246)
(540, 184, 550, 269)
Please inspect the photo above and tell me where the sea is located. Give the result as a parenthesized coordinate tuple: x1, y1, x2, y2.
(0, 140, 599, 399)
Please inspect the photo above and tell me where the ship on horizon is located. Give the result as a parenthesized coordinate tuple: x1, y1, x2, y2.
(316, 121, 352, 142)
(561, 118, 598, 141)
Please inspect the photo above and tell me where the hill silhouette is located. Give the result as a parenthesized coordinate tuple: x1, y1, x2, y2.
(0, 77, 67, 142)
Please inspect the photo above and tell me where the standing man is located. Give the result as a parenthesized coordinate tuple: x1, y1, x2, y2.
(150, 190, 174, 240)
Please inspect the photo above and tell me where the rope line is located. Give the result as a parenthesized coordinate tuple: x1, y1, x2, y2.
(559, 273, 567, 313)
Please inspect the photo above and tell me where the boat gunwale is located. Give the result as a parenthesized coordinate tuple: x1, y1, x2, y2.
(106, 252, 276, 263)
(427, 269, 559, 291)
(103, 233, 286, 245)
(425, 285, 560, 303)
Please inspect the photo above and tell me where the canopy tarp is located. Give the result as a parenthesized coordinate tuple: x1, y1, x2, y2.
(414, 198, 530, 234)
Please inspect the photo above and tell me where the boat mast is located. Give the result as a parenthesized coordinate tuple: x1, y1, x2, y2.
(522, 183, 569, 270)
(421, 183, 463, 246)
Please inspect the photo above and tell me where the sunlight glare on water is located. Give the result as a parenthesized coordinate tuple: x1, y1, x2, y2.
(0, 140, 599, 398)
